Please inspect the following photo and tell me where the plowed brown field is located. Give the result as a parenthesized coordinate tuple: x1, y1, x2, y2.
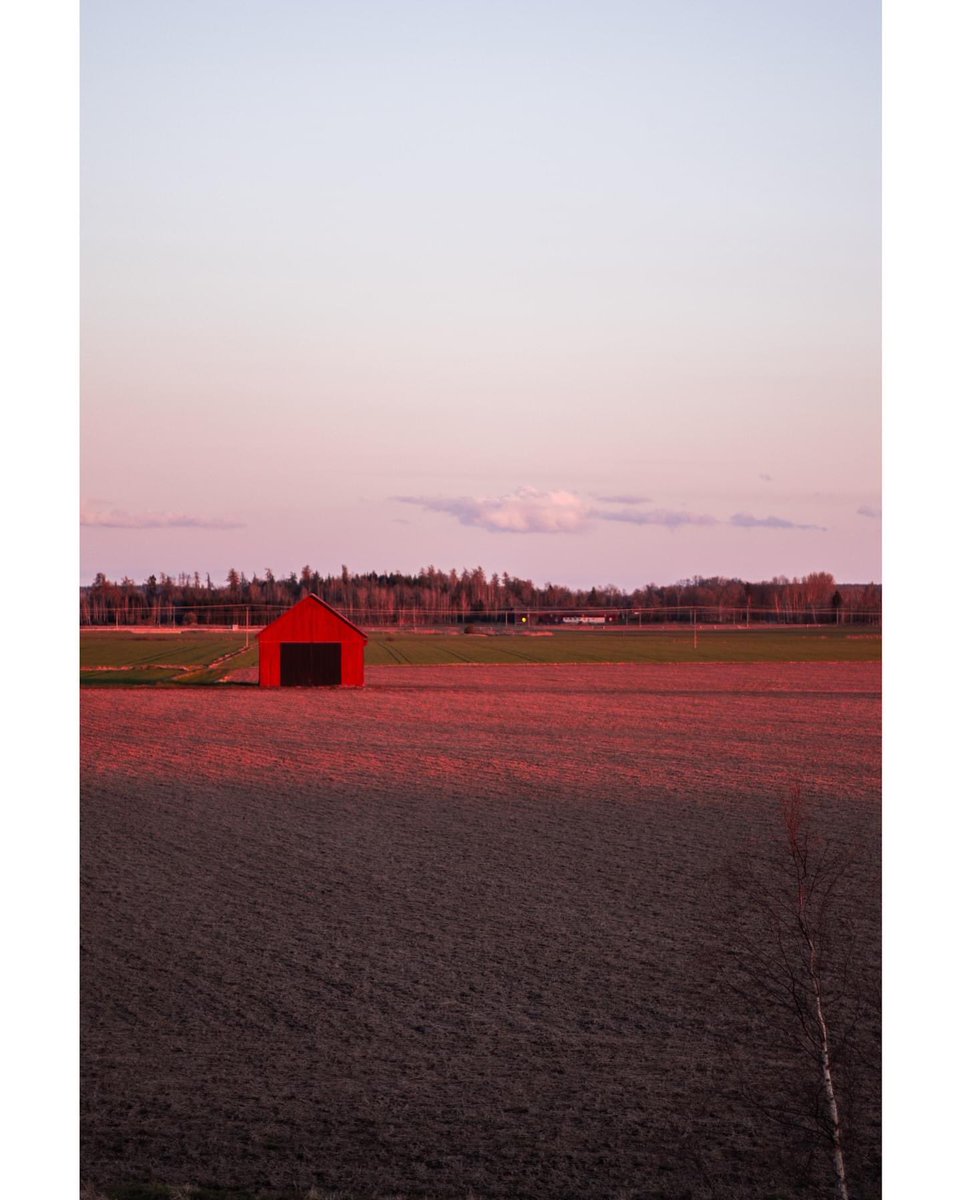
(81, 663, 881, 1199)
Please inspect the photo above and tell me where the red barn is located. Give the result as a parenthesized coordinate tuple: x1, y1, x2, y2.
(257, 594, 367, 687)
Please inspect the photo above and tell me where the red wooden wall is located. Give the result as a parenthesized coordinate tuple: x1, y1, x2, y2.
(257, 595, 367, 687)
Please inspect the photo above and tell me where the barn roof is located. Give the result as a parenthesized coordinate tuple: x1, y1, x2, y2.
(257, 594, 368, 642)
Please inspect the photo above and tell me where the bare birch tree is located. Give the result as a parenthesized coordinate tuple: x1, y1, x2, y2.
(722, 786, 878, 1199)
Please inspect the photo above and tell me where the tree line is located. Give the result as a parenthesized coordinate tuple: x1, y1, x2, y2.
(80, 566, 881, 627)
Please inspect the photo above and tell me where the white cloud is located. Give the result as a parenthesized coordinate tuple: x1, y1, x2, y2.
(396, 486, 590, 533)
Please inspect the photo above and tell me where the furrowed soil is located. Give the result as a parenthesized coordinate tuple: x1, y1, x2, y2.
(81, 663, 881, 1200)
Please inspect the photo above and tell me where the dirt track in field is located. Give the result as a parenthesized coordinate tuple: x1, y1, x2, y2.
(81, 663, 881, 1199)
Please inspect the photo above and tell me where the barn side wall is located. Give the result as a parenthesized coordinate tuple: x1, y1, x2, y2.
(341, 641, 365, 687)
(259, 644, 281, 688)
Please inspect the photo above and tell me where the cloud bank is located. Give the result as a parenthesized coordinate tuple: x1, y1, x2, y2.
(395, 487, 590, 533)
(81, 506, 244, 530)
(857, 505, 881, 519)
(398, 487, 826, 535)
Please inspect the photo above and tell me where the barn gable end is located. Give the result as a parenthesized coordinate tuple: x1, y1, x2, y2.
(257, 594, 367, 687)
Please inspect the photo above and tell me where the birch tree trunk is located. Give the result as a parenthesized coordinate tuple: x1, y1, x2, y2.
(786, 787, 850, 1200)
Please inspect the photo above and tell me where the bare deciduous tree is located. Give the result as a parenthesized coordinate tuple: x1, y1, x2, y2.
(722, 786, 878, 1199)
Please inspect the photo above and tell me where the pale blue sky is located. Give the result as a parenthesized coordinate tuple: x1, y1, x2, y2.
(81, 0, 880, 586)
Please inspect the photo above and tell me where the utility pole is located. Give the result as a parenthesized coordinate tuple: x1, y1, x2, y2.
(693, 606, 697, 650)
(245, 606, 250, 650)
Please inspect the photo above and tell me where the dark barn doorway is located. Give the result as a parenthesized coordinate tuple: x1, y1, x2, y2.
(280, 642, 342, 686)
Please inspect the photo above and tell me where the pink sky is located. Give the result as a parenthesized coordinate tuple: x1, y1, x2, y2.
(81, 0, 880, 587)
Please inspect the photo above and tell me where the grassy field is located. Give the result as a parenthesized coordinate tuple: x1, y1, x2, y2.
(367, 626, 880, 666)
(80, 627, 880, 684)
(81, 631, 248, 667)
(80, 631, 258, 684)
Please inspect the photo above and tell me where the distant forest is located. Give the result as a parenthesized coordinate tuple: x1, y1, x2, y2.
(80, 567, 881, 626)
